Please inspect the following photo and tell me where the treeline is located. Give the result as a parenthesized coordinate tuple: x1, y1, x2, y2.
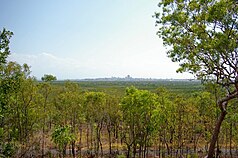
(1, 62, 238, 158)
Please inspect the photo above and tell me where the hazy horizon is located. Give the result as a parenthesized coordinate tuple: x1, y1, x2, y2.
(53, 76, 196, 81)
(1, 0, 194, 80)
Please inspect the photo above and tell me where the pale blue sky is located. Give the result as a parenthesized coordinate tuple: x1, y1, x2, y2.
(1, 0, 193, 79)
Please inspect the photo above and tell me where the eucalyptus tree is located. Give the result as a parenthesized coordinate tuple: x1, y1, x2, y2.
(13, 64, 39, 144)
(0, 28, 13, 66)
(0, 62, 39, 157)
(0, 28, 13, 129)
(51, 125, 75, 157)
(39, 74, 57, 157)
(121, 87, 160, 158)
(156, 87, 176, 156)
(56, 81, 84, 157)
(104, 96, 121, 155)
(228, 102, 238, 154)
(191, 92, 217, 152)
(41, 74, 57, 82)
(0, 29, 18, 156)
(155, 0, 238, 157)
(221, 99, 238, 157)
(84, 91, 106, 157)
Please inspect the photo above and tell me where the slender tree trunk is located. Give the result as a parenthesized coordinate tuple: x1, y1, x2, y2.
(71, 113, 76, 157)
(99, 122, 103, 157)
(62, 144, 67, 158)
(42, 125, 45, 158)
(116, 126, 118, 151)
(41, 111, 46, 157)
(42, 89, 48, 158)
(143, 138, 147, 158)
(107, 125, 112, 155)
(126, 144, 131, 158)
(226, 127, 228, 157)
(159, 137, 162, 158)
(154, 140, 156, 158)
(139, 144, 142, 158)
(71, 141, 75, 158)
(87, 124, 89, 150)
(207, 110, 227, 158)
(230, 123, 233, 158)
(133, 142, 136, 158)
(79, 126, 82, 158)
(90, 124, 93, 155)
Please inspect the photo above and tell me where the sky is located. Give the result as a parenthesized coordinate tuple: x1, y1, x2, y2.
(1, 0, 193, 80)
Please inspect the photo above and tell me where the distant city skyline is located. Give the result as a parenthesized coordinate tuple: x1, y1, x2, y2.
(1, 0, 194, 80)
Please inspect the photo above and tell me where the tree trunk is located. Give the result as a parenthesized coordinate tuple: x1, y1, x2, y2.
(90, 124, 93, 154)
(126, 145, 131, 158)
(87, 124, 89, 150)
(207, 90, 238, 158)
(143, 138, 147, 158)
(107, 125, 112, 155)
(133, 142, 136, 158)
(230, 123, 233, 158)
(42, 89, 48, 158)
(225, 127, 228, 157)
(79, 126, 82, 158)
(99, 122, 103, 157)
(63, 144, 67, 158)
(42, 126, 45, 158)
(139, 144, 142, 158)
(207, 110, 227, 158)
(216, 138, 220, 158)
(71, 141, 75, 158)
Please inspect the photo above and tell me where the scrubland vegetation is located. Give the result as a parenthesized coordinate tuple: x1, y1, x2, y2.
(1, 0, 237, 157)
(1, 64, 238, 158)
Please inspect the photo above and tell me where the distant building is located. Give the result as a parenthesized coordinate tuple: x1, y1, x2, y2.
(126, 75, 132, 79)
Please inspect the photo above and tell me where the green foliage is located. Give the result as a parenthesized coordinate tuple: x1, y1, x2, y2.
(117, 154, 126, 158)
(0, 28, 13, 66)
(156, 0, 238, 86)
(51, 125, 75, 152)
(156, 1, 238, 157)
(0, 61, 39, 157)
(2, 24, 238, 157)
(41, 74, 57, 82)
(56, 81, 84, 127)
(2, 142, 16, 157)
(121, 86, 160, 154)
(84, 91, 106, 123)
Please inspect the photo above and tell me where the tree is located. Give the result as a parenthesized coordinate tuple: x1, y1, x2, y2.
(39, 74, 57, 157)
(192, 92, 217, 152)
(0, 28, 13, 127)
(0, 28, 13, 66)
(0, 29, 16, 157)
(156, 0, 238, 157)
(0, 62, 40, 157)
(41, 74, 57, 82)
(51, 125, 75, 157)
(121, 87, 160, 158)
(104, 96, 121, 156)
(156, 87, 176, 157)
(56, 81, 84, 157)
(84, 91, 106, 157)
